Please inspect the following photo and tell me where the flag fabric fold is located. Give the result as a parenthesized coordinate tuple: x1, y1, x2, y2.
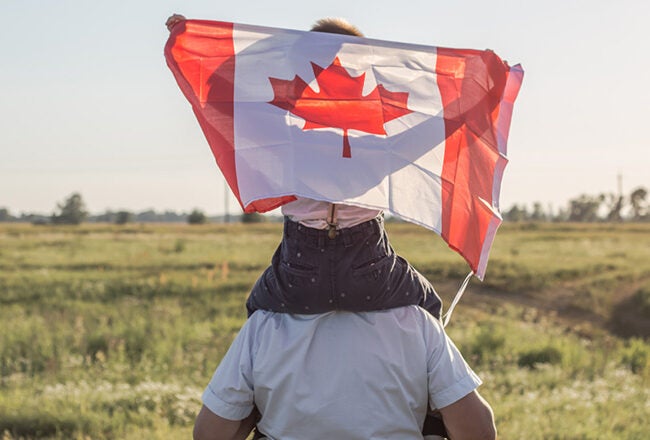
(165, 19, 523, 280)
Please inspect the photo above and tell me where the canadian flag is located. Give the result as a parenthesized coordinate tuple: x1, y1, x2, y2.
(165, 19, 523, 280)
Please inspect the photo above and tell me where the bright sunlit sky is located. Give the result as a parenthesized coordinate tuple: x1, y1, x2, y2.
(1, 0, 648, 215)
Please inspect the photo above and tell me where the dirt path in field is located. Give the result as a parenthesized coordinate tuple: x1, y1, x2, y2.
(434, 279, 650, 339)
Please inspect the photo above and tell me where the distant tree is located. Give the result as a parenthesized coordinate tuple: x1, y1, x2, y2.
(241, 212, 266, 223)
(629, 187, 648, 221)
(92, 210, 114, 223)
(0, 207, 10, 222)
(529, 202, 547, 222)
(136, 210, 157, 222)
(503, 204, 528, 222)
(187, 209, 207, 225)
(568, 194, 604, 222)
(553, 207, 570, 222)
(97, 211, 109, 222)
(604, 193, 624, 222)
(167, 210, 187, 222)
(115, 211, 134, 225)
(51, 193, 88, 225)
(23, 213, 49, 225)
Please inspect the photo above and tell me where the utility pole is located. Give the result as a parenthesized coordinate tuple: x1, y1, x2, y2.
(224, 179, 230, 223)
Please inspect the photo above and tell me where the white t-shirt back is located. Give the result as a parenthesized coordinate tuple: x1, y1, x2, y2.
(202, 306, 481, 440)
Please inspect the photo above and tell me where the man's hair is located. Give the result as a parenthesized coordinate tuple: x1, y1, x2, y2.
(310, 18, 364, 37)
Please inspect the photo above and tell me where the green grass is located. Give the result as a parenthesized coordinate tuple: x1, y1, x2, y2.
(1, 222, 649, 439)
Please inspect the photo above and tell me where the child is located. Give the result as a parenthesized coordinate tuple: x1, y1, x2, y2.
(246, 197, 442, 319)
(164, 16, 443, 320)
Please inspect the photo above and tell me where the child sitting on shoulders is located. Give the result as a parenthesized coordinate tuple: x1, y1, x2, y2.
(247, 197, 442, 319)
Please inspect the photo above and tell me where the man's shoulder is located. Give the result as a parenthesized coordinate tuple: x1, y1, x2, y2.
(248, 306, 442, 333)
(251, 304, 430, 317)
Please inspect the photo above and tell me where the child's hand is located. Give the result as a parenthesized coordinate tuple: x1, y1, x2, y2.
(166, 14, 186, 32)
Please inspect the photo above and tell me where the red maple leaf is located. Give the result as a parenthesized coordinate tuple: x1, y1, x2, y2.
(268, 57, 413, 158)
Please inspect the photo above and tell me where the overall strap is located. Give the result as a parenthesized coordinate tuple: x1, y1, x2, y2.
(326, 203, 338, 239)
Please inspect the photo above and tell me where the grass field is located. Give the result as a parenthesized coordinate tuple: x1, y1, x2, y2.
(1, 222, 649, 439)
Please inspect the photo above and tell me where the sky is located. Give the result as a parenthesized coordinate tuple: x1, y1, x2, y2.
(0, 0, 648, 216)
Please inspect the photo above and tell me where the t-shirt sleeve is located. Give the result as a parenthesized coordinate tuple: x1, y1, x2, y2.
(202, 317, 258, 420)
(423, 313, 482, 409)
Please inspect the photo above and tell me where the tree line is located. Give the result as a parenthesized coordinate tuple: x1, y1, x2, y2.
(1, 188, 648, 225)
(0, 193, 268, 225)
(502, 187, 648, 222)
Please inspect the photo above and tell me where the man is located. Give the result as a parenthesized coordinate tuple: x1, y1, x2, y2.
(193, 306, 496, 440)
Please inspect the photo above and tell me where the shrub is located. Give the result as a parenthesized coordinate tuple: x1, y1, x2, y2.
(115, 211, 134, 225)
(620, 338, 650, 375)
(465, 324, 506, 365)
(174, 239, 186, 253)
(518, 346, 562, 369)
(241, 212, 265, 223)
(86, 332, 109, 362)
(187, 209, 207, 225)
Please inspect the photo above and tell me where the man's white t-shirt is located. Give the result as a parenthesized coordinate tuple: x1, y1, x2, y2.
(202, 306, 481, 440)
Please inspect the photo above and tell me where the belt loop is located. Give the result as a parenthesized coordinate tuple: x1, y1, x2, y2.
(343, 230, 353, 247)
(283, 216, 291, 238)
(375, 215, 383, 235)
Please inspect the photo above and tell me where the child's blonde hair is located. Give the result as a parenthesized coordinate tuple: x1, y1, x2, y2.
(310, 18, 364, 37)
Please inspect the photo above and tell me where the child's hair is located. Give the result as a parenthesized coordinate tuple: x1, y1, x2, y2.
(310, 18, 364, 37)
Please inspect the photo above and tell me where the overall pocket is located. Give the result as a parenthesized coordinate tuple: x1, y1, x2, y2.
(279, 260, 319, 288)
(351, 254, 393, 280)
